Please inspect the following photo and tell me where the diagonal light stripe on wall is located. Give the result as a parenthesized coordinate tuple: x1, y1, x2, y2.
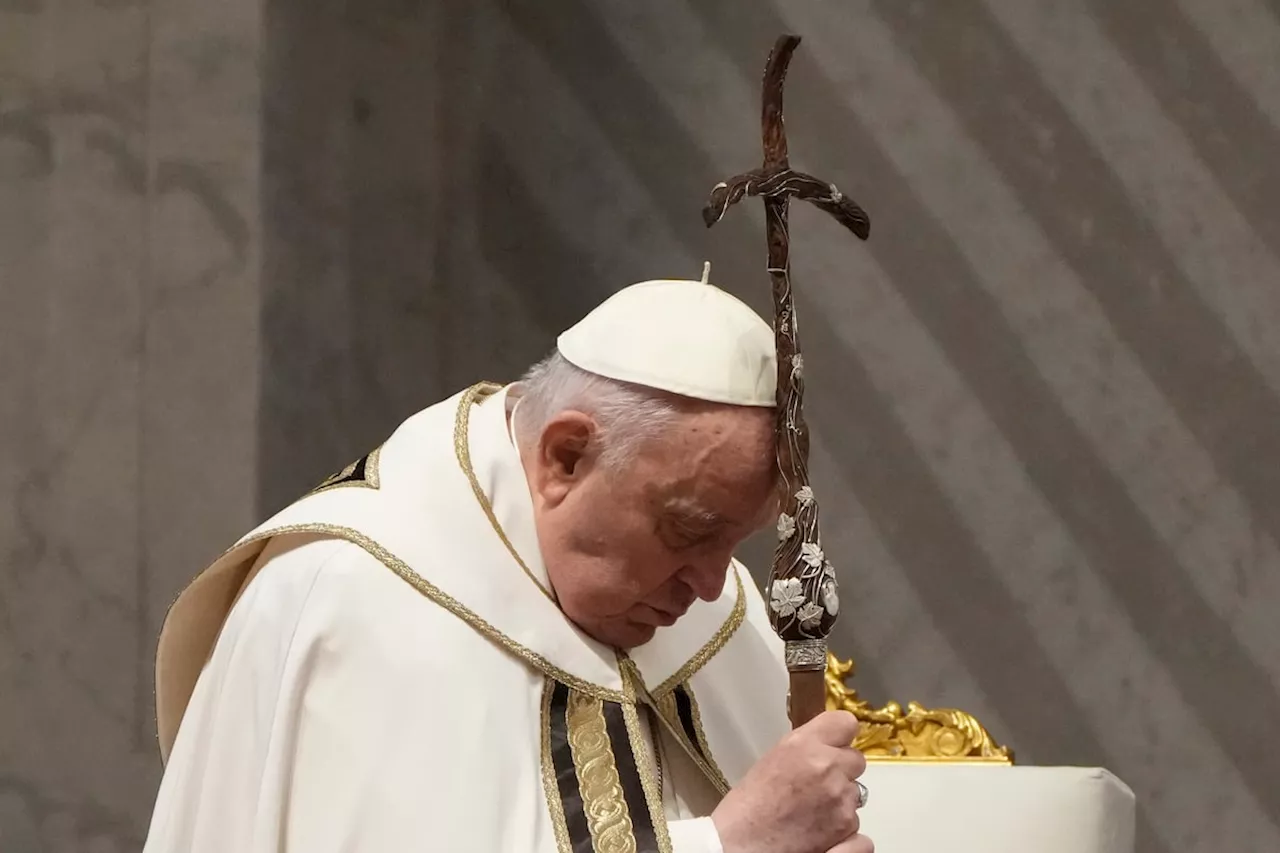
(878, 0, 1280, 571)
(1173, 0, 1280, 132)
(582, 0, 766, 174)
(1086, 0, 1280, 263)
(805, 438, 1007, 725)
(784, 0, 1280, 693)
(796, 218, 1278, 853)
(987, 0, 1280, 406)
(479, 9, 695, 291)
(486, 0, 777, 289)
(868, 3, 1280, 818)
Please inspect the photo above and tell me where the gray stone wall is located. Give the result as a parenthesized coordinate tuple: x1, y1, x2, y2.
(0, 0, 261, 848)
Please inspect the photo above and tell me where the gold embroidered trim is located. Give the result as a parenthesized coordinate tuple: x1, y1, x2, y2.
(682, 683, 731, 794)
(567, 692, 638, 853)
(312, 444, 383, 494)
(651, 567, 747, 699)
(541, 680, 574, 853)
(653, 690, 680, 736)
(231, 523, 626, 702)
(645, 701, 667, 796)
(621, 668, 675, 853)
(621, 657, 730, 798)
(454, 381, 559, 604)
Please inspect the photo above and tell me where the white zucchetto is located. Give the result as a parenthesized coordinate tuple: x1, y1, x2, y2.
(556, 275, 777, 407)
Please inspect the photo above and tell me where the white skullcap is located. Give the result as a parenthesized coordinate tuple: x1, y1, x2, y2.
(557, 275, 777, 407)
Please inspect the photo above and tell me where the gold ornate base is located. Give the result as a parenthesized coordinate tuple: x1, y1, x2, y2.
(824, 653, 1013, 764)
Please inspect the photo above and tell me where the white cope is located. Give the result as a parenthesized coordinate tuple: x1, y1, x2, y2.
(144, 383, 792, 853)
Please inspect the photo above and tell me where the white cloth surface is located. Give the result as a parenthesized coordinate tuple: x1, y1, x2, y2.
(858, 764, 1136, 853)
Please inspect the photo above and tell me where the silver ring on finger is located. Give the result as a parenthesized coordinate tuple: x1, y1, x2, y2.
(855, 780, 869, 808)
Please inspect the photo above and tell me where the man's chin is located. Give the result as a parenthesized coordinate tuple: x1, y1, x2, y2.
(618, 623, 658, 649)
(582, 619, 658, 650)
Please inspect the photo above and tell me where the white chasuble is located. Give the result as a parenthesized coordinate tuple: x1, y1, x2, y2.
(144, 384, 792, 853)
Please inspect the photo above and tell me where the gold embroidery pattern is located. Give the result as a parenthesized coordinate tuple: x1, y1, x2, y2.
(651, 567, 746, 700)
(312, 444, 383, 494)
(453, 381, 559, 604)
(567, 691, 638, 853)
(620, 657, 730, 798)
(541, 680, 574, 853)
(681, 684, 731, 793)
(227, 523, 626, 702)
(644, 702, 666, 796)
(653, 691, 680, 740)
(650, 691, 679, 797)
(620, 667, 675, 853)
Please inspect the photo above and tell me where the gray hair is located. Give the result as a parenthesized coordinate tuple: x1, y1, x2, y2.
(511, 351, 684, 471)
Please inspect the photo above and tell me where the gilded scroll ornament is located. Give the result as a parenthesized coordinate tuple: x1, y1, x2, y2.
(824, 653, 1013, 763)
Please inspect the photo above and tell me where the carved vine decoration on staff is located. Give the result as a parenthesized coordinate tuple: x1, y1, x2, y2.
(702, 34, 870, 728)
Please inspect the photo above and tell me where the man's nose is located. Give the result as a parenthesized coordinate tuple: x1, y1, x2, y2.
(680, 556, 731, 602)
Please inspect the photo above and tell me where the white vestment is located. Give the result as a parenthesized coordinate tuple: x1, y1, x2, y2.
(143, 383, 792, 853)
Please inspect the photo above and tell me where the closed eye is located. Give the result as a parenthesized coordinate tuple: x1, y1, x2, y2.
(666, 517, 727, 551)
(658, 501, 735, 550)
(655, 517, 703, 548)
(673, 527, 714, 548)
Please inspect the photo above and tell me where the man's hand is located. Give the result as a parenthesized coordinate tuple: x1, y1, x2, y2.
(711, 711, 872, 853)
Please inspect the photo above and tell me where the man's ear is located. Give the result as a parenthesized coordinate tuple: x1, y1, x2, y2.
(533, 411, 598, 506)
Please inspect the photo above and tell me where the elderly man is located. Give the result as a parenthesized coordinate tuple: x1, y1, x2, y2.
(143, 276, 873, 853)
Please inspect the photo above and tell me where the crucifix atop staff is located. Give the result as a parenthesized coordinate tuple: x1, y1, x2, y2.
(702, 34, 871, 729)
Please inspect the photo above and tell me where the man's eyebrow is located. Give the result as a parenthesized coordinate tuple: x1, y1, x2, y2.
(664, 498, 731, 528)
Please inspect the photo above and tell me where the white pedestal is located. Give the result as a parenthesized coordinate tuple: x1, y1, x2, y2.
(858, 764, 1136, 853)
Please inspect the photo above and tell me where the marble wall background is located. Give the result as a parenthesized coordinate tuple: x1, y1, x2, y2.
(3, 2, 1279, 852)
(1, 0, 261, 849)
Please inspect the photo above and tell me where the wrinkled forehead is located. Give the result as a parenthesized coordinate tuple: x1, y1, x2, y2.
(685, 406, 775, 470)
(639, 410, 778, 512)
